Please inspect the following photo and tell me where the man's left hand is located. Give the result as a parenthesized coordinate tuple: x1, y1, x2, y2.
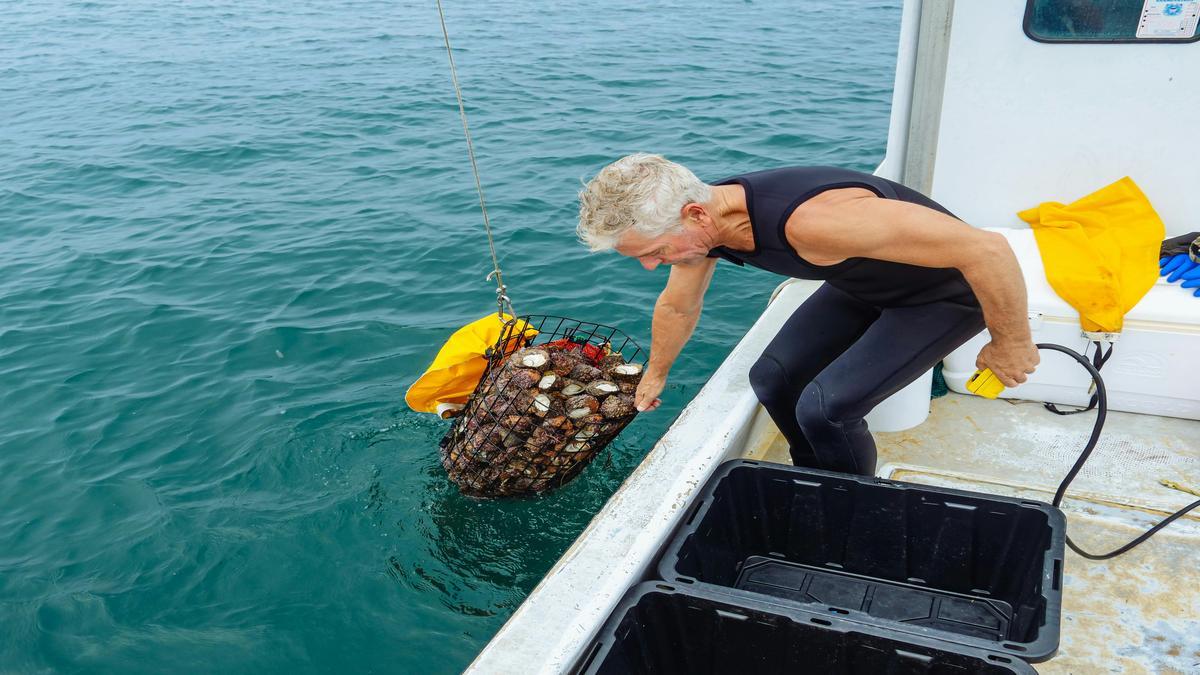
(975, 339, 1040, 388)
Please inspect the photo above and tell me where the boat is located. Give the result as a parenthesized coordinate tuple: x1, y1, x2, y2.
(468, 1, 1200, 671)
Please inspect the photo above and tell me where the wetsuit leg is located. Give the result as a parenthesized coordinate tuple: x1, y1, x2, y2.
(794, 299, 985, 475)
(748, 284, 880, 467)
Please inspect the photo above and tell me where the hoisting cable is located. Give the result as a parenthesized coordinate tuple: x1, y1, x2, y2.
(435, 0, 515, 319)
(1040, 343, 1200, 560)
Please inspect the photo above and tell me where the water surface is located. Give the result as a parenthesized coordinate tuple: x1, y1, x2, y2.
(0, 1, 901, 671)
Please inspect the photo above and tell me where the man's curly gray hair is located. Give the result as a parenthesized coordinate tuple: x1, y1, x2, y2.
(577, 153, 712, 252)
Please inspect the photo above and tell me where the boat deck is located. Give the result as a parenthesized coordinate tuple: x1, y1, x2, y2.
(467, 280, 1199, 675)
(747, 392, 1200, 674)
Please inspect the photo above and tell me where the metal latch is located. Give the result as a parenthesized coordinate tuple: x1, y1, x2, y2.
(1027, 311, 1044, 331)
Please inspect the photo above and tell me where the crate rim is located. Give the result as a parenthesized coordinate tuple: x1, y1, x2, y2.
(575, 581, 1038, 674)
(652, 458, 1066, 663)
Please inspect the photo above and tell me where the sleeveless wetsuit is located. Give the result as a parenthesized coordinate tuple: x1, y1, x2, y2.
(711, 167, 985, 475)
(707, 166, 977, 305)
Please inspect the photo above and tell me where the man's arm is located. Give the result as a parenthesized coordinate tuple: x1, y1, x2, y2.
(636, 256, 718, 411)
(790, 189, 1038, 387)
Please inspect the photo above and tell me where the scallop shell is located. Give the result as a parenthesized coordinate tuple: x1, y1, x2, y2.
(500, 414, 535, 436)
(543, 415, 574, 432)
(585, 380, 621, 397)
(512, 347, 550, 369)
(549, 350, 581, 376)
(524, 426, 560, 453)
(505, 368, 541, 389)
(599, 352, 626, 372)
(600, 394, 636, 419)
(565, 394, 600, 419)
(530, 393, 554, 416)
(476, 394, 505, 420)
(569, 363, 603, 383)
(610, 363, 644, 382)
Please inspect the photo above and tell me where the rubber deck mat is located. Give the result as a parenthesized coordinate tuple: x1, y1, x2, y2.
(734, 556, 1014, 641)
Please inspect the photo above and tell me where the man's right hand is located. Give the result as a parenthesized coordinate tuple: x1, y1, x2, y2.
(975, 339, 1040, 388)
(634, 371, 666, 412)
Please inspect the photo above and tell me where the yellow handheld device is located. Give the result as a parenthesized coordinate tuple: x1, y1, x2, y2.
(966, 368, 1006, 399)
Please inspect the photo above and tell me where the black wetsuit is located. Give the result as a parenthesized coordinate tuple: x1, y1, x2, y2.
(708, 167, 985, 475)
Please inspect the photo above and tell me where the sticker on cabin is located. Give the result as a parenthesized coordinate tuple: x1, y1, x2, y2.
(1137, 1, 1200, 38)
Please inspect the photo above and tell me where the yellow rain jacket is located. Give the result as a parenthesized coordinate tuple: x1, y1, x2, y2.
(1018, 177, 1165, 335)
(405, 313, 536, 415)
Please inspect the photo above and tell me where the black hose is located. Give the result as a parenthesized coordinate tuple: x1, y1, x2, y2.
(1037, 342, 1200, 560)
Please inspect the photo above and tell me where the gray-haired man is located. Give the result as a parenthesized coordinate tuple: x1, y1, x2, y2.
(577, 153, 1038, 475)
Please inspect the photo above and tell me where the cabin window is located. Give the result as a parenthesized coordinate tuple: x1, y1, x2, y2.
(1025, 0, 1200, 43)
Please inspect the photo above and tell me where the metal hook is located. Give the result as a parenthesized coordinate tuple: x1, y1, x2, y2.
(493, 284, 515, 319)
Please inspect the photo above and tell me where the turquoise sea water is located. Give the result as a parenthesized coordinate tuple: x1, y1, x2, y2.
(1, 1, 900, 672)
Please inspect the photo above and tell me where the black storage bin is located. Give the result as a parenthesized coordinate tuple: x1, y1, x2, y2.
(575, 582, 1035, 674)
(657, 460, 1065, 661)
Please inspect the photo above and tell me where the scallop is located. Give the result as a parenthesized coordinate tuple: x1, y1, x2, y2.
(599, 352, 626, 372)
(569, 363, 603, 383)
(566, 394, 600, 419)
(530, 393, 553, 416)
(537, 373, 561, 391)
(549, 350, 581, 376)
(524, 426, 558, 453)
(501, 368, 540, 390)
(610, 363, 644, 382)
(512, 347, 550, 369)
(600, 394, 636, 419)
(585, 380, 620, 397)
(500, 414, 535, 436)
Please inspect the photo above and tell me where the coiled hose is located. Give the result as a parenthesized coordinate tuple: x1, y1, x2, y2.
(1039, 343, 1200, 560)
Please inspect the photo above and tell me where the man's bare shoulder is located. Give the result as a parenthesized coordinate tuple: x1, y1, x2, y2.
(794, 186, 878, 214)
(785, 187, 879, 264)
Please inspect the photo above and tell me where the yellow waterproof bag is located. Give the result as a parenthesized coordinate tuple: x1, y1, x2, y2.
(1018, 176, 1164, 336)
(405, 313, 537, 415)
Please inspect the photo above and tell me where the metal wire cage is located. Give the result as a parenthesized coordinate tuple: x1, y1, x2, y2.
(439, 315, 647, 498)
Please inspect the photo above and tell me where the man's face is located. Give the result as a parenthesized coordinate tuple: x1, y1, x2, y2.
(614, 227, 708, 271)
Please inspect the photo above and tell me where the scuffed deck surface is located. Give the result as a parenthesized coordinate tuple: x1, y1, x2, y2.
(748, 392, 1200, 674)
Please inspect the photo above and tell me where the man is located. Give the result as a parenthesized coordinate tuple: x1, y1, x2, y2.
(576, 153, 1039, 476)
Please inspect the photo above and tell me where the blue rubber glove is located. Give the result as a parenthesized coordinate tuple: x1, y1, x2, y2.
(1181, 272, 1200, 296)
(1160, 253, 1199, 282)
(1159, 253, 1200, 296)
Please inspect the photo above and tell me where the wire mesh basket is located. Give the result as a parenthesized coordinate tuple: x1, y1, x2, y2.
(439, 315, 647, 498)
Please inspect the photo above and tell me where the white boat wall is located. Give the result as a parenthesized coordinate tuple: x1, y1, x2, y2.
(468, 1, 1200, 673)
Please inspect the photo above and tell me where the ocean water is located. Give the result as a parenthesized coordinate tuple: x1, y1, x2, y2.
(0, 1, 901, 672)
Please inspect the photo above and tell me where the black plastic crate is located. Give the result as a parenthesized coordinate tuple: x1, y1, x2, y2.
(574, 582, 1035, 674)
(656, 460, 1065, 662)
